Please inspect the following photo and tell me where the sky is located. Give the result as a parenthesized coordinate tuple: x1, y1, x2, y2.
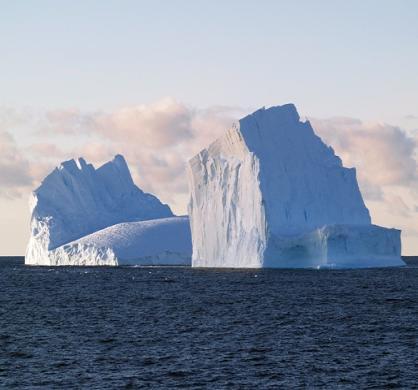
(0, 0, 417, 255)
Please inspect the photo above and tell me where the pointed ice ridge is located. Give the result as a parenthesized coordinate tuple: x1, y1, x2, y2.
(188, 104, 404, 268)
(25, 155, 191, 266)
(32, 154, 173, 251)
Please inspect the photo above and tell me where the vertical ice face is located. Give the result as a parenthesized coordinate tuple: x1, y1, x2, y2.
(188, 126, 267, 267)
(27, 155, 173, 256)
(239, 104, 371, 235)
(188, 104, 403, 268)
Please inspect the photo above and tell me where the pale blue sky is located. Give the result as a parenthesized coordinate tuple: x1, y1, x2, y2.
(0, 1, 418, 255)
(1, 0, 417, 120)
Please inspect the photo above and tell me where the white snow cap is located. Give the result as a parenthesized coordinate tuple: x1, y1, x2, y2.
(188, 103, 404, 268)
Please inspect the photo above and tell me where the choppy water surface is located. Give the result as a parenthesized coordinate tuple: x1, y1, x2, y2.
(1, 257, 417, 389)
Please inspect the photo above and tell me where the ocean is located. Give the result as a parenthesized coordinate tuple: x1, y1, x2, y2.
(1, 257, 417, 388)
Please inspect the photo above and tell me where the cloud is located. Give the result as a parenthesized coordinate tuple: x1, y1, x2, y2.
(405, 114, 418, 120)
(77, 142, 116, 165)
(1, 100, 418, 253)
(27, 143, 63, 157)
(2, 100, 418, 253)
(50, 103, 416, 216)
(9, 99, 242, 210)
(0, 107, 34, 132)
(310, 117, 418, 201)
(41, 108, 95, 135)
(310, 116, 418, 252)
(80, 100, 242, 207)
(89, 98, 195, 148)
(384, 193, 412, 218)
(2, 100, 417, 221)
(0, 132, 33, 198)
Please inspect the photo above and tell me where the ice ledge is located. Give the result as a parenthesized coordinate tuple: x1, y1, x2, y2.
(262, 225, 405, 268)
(264, 224, 404, 269)
(192, 224, 404, 269)
(26, 216, 192, 266)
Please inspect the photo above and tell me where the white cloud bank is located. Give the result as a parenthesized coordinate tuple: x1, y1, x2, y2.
(0, 132, 33, 198)
(0, 99, 417, 254)
(311, 117, 417, 196)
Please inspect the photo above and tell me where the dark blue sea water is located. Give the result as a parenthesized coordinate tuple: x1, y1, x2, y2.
(1, 257, 417, 389)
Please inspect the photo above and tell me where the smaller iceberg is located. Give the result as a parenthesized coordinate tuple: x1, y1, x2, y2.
(25, 155, 191, 266)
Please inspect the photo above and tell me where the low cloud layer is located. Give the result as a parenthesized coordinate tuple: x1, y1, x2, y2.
(2, 100, 417, 205)
(311, 116, 418, 230)
(0, 132, 33, 198)
(311, 117, 417, 192)
(0, 99, 242, 206)
(1, 99, 417, 252)
(95, 99, 194, 147)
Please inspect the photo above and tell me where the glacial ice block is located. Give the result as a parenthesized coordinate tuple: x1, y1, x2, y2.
(25, 155, 191, 266)
(187, 104, 404, 268)
(28, 217, 191, 266)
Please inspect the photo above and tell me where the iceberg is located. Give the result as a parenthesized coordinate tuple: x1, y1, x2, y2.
(188, 104, 404, 268)
(25, 155, 191, 266)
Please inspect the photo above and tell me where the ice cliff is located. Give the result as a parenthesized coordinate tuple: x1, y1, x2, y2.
(26, 155, 191, 266)
(188, 104, 404, 268)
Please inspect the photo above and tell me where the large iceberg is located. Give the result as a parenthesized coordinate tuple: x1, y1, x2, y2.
(188, 104, 404, 268)
(26, 155, 191, 266)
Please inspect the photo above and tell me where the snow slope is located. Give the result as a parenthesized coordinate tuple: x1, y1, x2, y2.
(26, 155, 191, 266)
(188, 104, 404, 268)
(29, 217, 191, 266)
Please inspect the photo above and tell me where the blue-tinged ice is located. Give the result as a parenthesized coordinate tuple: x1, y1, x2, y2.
(26, 155, 191, 266)
(187, 104, 404, 268)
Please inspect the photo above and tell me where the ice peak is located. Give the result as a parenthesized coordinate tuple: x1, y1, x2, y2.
(59, 159, 78, 172)
(113, 153, 127, 165)
(241, 103, 300, 127)
(188, 103, 402, 268)
(97, 154, 134, 186)
(58, 157, 89, 173)
(31, 154, 173, 250)
(112, 154, 131, 176)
